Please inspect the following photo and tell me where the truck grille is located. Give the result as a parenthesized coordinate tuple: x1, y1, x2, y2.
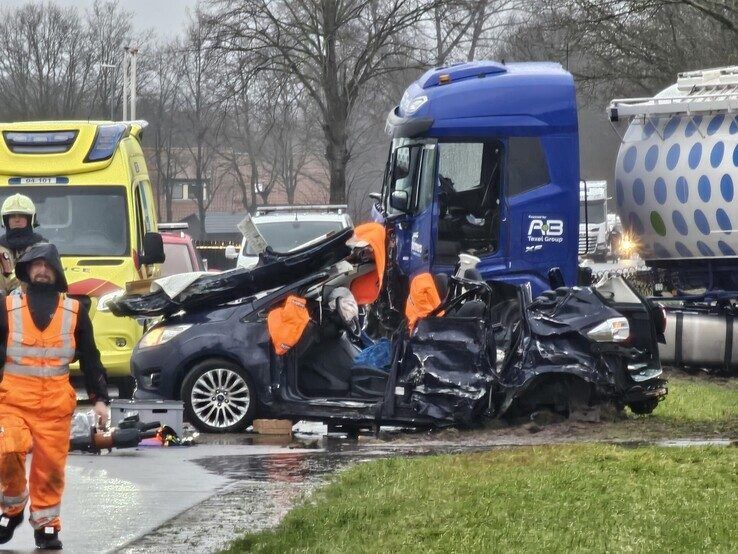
(579, 233, 598, 255)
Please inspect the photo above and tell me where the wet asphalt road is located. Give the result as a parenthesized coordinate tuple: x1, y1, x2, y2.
(0, 439, 294, 553)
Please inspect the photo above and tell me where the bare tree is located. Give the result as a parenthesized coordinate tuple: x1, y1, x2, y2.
(208, 0, 436, 204)
(218, 60, 280, 212)
(504, 0, 736, 101)
(0, 0, 146, 121)
(178, 12, 229, 239)
(144, 42, 187, 221)
(424, 0, 520, 65)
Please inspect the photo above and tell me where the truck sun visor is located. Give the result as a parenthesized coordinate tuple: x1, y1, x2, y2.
(267, 295, 310, 356)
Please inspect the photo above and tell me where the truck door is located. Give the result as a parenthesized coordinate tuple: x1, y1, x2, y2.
(384, 141, 437, 278)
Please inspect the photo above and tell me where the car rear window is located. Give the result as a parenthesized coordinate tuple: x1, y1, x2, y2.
(162, 243, 194, 276)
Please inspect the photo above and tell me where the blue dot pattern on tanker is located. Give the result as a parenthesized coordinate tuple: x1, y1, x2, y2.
(615, 112, 738, 260)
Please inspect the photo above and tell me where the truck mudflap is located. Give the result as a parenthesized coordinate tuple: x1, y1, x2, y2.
(496, 286, 667, 417)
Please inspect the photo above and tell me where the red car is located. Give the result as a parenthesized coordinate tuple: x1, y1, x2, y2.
(158, 223, 206, 276)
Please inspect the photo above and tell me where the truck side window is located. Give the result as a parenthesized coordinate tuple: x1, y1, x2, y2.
(436, 140, 502, 263)
(507, 137, 550, 196)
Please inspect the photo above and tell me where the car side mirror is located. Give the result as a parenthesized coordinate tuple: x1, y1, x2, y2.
(390, 190, 409, 213)
(140, 232, 165, 265)
(225, 245, 239, 260)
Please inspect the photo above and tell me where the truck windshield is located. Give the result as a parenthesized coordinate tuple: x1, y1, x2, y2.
(244, 220, 344, 254)
(580, 201, 606, 223)
(0, 186, 129, 256)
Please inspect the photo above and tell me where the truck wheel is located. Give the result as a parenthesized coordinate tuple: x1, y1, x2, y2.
(627, 399, 659, 415)
(181, 359, 257, 433)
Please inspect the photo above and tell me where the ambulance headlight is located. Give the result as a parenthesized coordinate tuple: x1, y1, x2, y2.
(139, 324, 192, 348)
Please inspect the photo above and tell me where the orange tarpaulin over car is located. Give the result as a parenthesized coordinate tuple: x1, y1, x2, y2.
(267, 295, 310, 355)
(349, 222, 386, 305)
(405, 273, 444, 331)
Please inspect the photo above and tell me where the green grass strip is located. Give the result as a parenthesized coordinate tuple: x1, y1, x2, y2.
(226, 444, 738, 553)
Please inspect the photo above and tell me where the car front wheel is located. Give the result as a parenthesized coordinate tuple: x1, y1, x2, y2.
(181, 359, 256, 433)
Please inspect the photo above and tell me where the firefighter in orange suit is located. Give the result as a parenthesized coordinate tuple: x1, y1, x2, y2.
(0, 243, 109, 550)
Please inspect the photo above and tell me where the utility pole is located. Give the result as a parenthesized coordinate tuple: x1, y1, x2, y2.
(130, 47, 139, 120)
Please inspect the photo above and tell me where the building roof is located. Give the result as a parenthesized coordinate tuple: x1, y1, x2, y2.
(201, 212, 245, 234)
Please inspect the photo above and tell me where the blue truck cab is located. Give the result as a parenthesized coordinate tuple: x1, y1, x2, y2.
(373, 61, 580, 295)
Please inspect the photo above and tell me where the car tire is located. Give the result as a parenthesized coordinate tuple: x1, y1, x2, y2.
(181, 359, 257, 433)
(627, 398, 659, 415)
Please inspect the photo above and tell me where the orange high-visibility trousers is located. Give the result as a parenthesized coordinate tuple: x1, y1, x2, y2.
(0, 373, 76, 531)
(0, 294, 79, 531)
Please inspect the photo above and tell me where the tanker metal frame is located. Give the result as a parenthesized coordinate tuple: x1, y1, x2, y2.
(609, 66, 738, 371)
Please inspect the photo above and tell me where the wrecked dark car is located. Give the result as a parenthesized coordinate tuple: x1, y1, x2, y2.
(112, 230, 667, 433)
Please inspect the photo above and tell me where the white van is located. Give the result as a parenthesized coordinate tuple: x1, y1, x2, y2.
(226, 205, 353, 269)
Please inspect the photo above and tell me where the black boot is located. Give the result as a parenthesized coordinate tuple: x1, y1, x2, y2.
(0, 511, 24, 544)
(34, 526, 62, 550)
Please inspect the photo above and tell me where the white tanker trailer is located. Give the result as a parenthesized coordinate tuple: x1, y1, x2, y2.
(608, 66, 738, 371)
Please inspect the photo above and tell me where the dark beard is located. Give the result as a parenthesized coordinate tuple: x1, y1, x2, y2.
(27, 282, 59, 331)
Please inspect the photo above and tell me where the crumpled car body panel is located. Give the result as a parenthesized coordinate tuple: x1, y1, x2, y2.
(401, 316, 495, 425)
(125, 224, 666, 428)
(111, 228, 353, 317)
(496, 285, 666, 417)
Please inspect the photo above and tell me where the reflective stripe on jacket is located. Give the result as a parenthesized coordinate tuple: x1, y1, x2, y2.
(5, 295, 79, 377)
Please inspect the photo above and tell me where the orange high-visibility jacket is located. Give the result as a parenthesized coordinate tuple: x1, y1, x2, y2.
(405, 273, 443, 331)
(5, 294, 78, 377)
(267, 295, 310, 355)
(350, 222, 386, 305)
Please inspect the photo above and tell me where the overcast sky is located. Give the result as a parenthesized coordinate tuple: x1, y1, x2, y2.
(4, 0, 199, 38)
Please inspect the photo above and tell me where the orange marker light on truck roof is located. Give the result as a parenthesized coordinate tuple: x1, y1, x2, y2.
(439, 74, 451, 84)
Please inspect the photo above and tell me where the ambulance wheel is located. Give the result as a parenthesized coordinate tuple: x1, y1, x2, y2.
(182, 359, 257, 433)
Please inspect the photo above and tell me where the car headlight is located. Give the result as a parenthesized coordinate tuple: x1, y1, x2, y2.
(587, 317, 630, 342)
(97, 289, 126, 312)
(139, 324, 192, 348)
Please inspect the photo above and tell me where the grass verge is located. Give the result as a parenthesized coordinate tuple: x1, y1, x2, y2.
(224, 373, 738, 552)
(603, 371, 738, 439)
(224, 443, 738, 553)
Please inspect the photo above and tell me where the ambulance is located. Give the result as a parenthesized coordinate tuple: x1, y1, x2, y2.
(0, 120, 164, 397)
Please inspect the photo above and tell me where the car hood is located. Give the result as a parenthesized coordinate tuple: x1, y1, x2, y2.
(110, 227, 354, 317)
